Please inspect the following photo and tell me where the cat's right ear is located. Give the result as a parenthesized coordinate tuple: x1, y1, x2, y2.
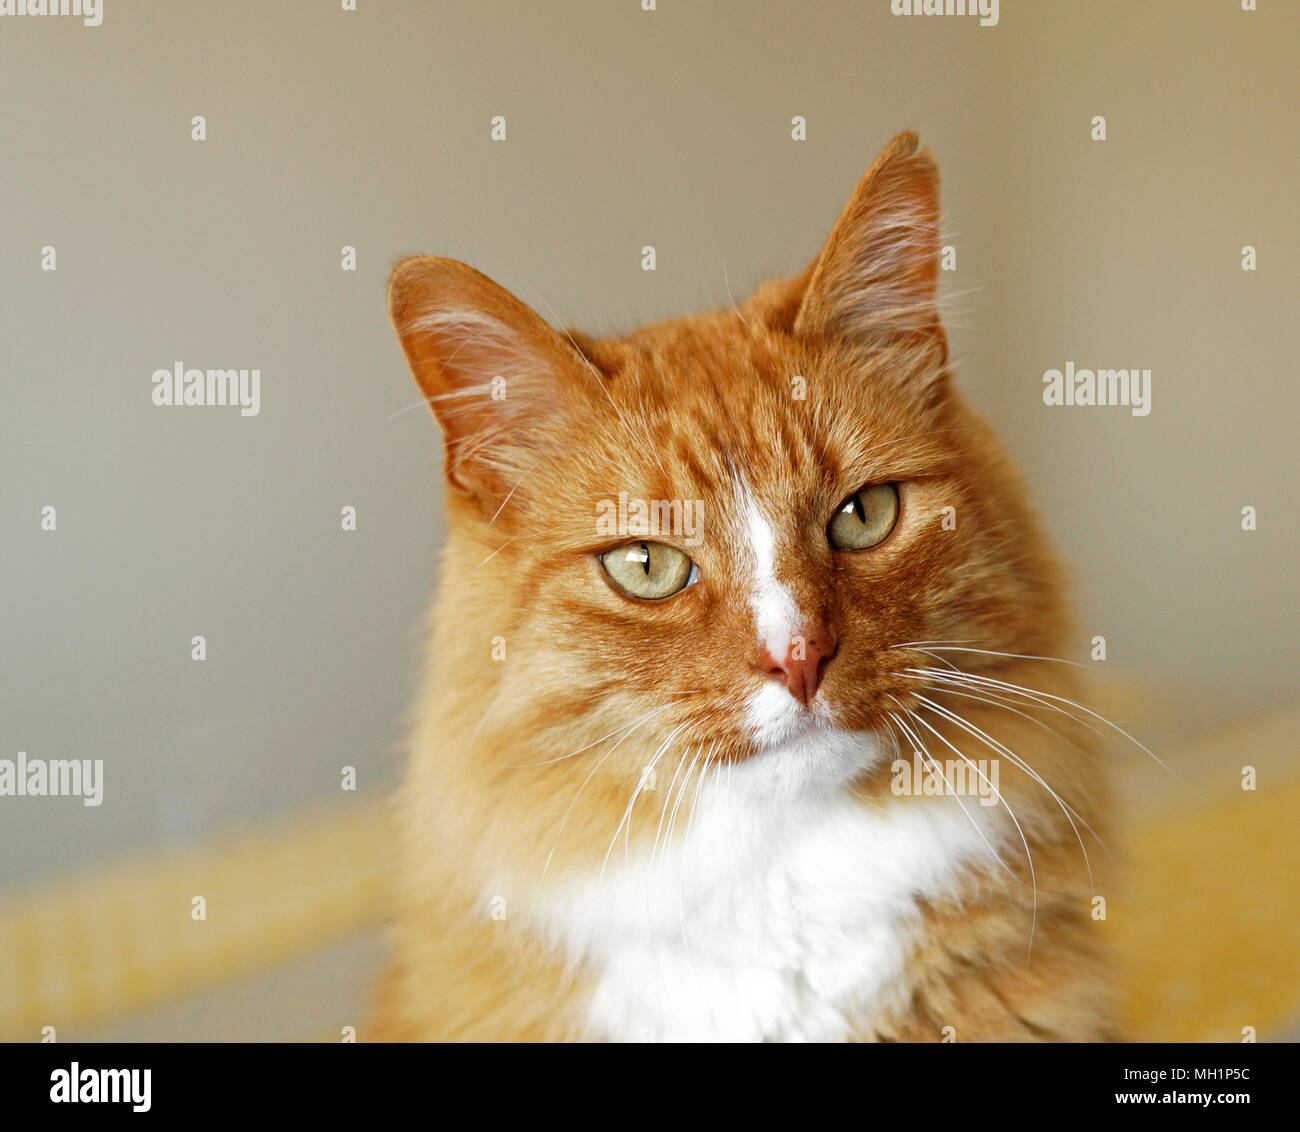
(388, 257, 581, 505)
(793, 131, 947, 371)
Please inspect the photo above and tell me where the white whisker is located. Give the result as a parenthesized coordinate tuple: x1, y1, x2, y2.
(911, 693, 1097, 890)
(897, 702, 1040, 961)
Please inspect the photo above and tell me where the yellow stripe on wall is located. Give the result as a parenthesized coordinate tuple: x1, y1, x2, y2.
(0, 800, 394, 1041)
(1106, 775, 1300, 1042)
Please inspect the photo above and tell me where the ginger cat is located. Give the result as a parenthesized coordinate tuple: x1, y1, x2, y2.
(374, 132, 1117, 1042)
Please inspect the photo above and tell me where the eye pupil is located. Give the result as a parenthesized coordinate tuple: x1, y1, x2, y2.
(851, 493, 866, 523)
(639, 543, 651, 575)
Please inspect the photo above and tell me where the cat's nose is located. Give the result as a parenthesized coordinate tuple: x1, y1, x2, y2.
(757, 629, 836, 706)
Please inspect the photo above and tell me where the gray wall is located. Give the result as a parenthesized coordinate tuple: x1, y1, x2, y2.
(3, 0, 1296, 889)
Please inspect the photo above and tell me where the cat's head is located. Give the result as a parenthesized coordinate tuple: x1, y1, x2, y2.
(390, 132, 1065, 800)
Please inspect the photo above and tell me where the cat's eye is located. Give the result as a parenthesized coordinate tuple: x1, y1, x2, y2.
(600, 541, 697, 600)
(828, 483, 900, 550)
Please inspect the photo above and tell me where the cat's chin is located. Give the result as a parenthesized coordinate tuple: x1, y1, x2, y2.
(744, 680, 838, 748)
(739, 683, 886, 800)
(734, 725, 887, 804)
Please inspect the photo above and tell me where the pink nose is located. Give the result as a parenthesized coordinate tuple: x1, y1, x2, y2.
(758, 629, 836, 706)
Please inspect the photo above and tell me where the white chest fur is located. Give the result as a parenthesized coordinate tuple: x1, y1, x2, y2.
(533, 746, 998, 1042)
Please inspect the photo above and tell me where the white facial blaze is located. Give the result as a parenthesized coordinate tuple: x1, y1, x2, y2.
(741, 491, 819, 743)
(744, 496, 803, 662)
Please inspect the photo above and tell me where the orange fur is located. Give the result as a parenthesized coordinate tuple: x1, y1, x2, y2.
(373, 132, 1116, 1042)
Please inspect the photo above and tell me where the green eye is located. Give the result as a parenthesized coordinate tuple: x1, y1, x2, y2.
(828, 483, 900, 550)
(600, 541, 696, 600)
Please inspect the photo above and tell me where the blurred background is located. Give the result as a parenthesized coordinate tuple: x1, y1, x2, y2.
(1, 0, 1296, 1041)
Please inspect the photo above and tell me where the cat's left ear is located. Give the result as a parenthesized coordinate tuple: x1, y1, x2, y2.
(793, 131, 947, 369)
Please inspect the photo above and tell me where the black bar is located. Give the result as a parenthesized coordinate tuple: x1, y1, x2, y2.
(1, 1040, 1290, 1118)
